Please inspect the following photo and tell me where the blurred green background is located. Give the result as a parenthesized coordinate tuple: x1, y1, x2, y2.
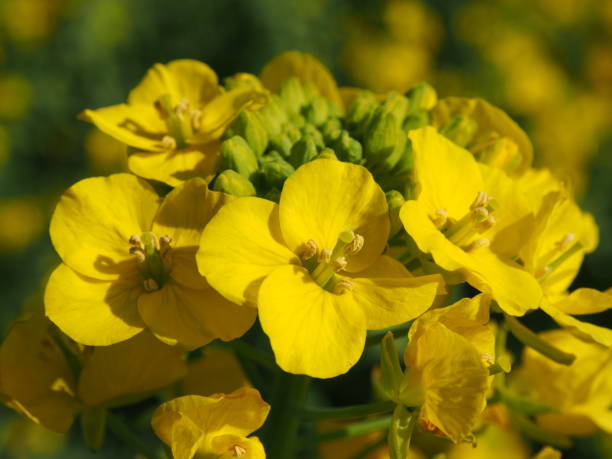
(0, 0, 610, 457)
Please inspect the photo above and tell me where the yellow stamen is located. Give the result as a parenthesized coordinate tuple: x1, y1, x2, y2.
(432, 208, 448, 229)
(232, 445, 247, 457)
(162, 135, 177, 150)
(143, 278, 159, 292)
(333, 279, 354, 294)
(297, 239, 318, 260)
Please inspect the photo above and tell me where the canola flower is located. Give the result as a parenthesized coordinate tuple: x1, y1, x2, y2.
(0, 51, 608, 459)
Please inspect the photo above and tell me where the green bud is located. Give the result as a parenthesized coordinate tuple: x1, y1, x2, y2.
(269, 132, 294, 158)
(300, 123, 325, 148)
(439, 115, 478, 148)
(289, 137, 318, 168)
(386, 191, 406, 238)
(258, 94, 288, 137)
(301, 81, 320, 102)
(330, 130, 363, 164)
(81, 406, 107, 452)
(381, 91, 409, 125)
(321, 118, 342, 141)
(316, 148, 337, 160)
(346, 91, 378, 136)
(402, 110, 430, 131)
(406, 82, 438, 112)
(260, 154, 295, 188)
(289, 113, 306, 129)
(380, 332, 404, 402)
(230, 111, 269, 157)
(213, 170, 256, 196)
(302, 97, 329, 126)
(220, 136, 258, 179)
(285, 126, 302, 144)
(365, 110, 405, 172)
(478, 137, 522, 174)
(279, 77, 306, 114)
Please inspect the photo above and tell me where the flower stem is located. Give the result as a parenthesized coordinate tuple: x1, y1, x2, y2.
(300, 400, 395, 421)
(365, 322, 413, 347)
(504, 314, 575, 365)
(509, 411, 572, 449)
(229, 339, 276, 370)
(300, 416, 391, 445)
(264, 372, 310, 459)
(106, 412, 162, 459)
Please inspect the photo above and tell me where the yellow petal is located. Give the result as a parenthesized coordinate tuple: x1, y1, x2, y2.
(258, 265, 367, 378)
(197, 197, 297, 306)
(153, 178, 232, 289)
(44, 263, 145, 346)
(533, 446, 562, 459)
(279, 159, 389, 272)
(541, 302, 612, 347)
(128, 142, 220, 187)
(213, 435, 266, 459)
(404, 322, 489, 443)
(50, 173, 161, 280)
(151, 388, 270, 443)
(80, 105, 164, 151)
(0, 315, 79, 433)
(553, 288, 612, 315)
(345, 255, 443, 329)
(260, 51, 343, 110)
(138, 282, 256, 349)
(169, 412, 204, 459)
(182, 348, 249, 397)
(431, 97, 533, 175)
(409, 127, 484, 219)
(78, 331, 187, 407)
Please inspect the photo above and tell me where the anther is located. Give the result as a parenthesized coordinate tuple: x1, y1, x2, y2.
(557, 233, 575, 251)
(129, 246, 146, 263)
(297, 239, 318, 260)
(159, 235, 172, 256)
(471, 206, 489, 223)
(468, 238, 490, 251)
(162, 135, 177, 150)
(332, 256, 348, 271)
(143, 278, 159, 292)
(318, 249, 332, 263)
(432, 209, 448, 229)
(345, 233, 364, 255)
(481, 353, 495, 366)
(232, 445, 247, 457)
(129, 234, 143, 248)
(191, 109, 202, 131)
(477, 215, 496, 232)
(154, 98, 169, 119)
(174, 98, 190, 119)
(470, 191, 491, 210)
(333, 279, 354, 294)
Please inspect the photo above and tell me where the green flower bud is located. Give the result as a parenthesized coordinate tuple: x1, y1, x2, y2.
(365, 110, 405, 171)
(212, 169, 256, 196)
(220, 135, 258, 179)
(330, 130, 363, 164)
(289, 137, 318, 168)
(316, 147, 337, 160)
(301, 81, 320, 102)
(380, 332, 404, 402)
(439, 115, 478, 148)
(406, 82, 438, 112)
(321, 118, 342, 141)
(269, 132, 294, 158)
(285, 126, 302, 144)
(231, 111, 269, 157)
(403, 110, 430, 131)
(346, 91, 378, 135)
(260, 153, 295, 188)
(258, 94, 288, 137)
(478, 137, 522, 174)
(279, 77, 306, 114)
(300, 123, 325, 148)
(289, 113, 306, 129)
(386, 191, 406, 238)
(381, 91, 409, 126)
(302, 97, 329, 126)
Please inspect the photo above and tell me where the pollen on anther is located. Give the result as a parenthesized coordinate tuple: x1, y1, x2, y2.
(162, 135, 177, 150)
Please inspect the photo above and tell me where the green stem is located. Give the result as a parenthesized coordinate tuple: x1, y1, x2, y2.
(229, 340, 276, 371)
(301, 400, 395, 421)
(106, 412, 161, 459)
(300, 416, 391, 445)
(509, 412, 572, 449)
(366, 322, 412, 346)
(264, 372, 310, 459)
(504, 314, 575, 365)
(351, 436, 387, 459)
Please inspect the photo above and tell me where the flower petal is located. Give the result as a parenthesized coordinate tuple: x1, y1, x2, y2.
(260, 51, 343, 110)
(44, 263, 144, 346)
(258, 265, 367, 378)
(138, 282, 256, 349)
(50, 173, 161, 280)
(345, 255, 443, 329)
(80, 105, 164, 151)
(541, 302, 612, 347)
(78, 331, 187, 407)
(553, 288, 612, 315)
(279, 159, 389, 272)
(128, 143, 220, 187)
(182, 348, 249, 397)
(197, 197, 297, 306)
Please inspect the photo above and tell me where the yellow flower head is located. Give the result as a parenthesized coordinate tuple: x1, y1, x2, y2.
(81, 59, 268, 186)
(198, 159, 443, 378)
(151, 387, 270, 459)
(45, 173, 256, 348)
(400, 126, 542, 316)
(182, 347, 250, 397)
(512, 330, 612, 437)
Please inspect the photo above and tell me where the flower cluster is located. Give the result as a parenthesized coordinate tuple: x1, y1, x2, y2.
(1, 51, 610, 458)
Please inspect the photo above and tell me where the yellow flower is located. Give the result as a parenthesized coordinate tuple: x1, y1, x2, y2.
(512, 330, 612, 436)
(401, 317, 490, 443)
(198, 159, 442, 378)
(81, 59, 267, 187)
(45, 173, 256, 347)
(432, 97, 533, 175)
(151, 387, 270, 459)
(182, 347, 250, 397)
(399, 127, 542, 316)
